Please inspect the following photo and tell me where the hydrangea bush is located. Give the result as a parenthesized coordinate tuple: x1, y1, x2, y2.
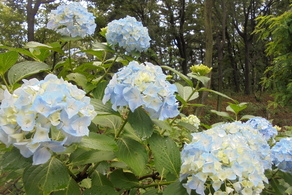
(0, 2, 291, 195)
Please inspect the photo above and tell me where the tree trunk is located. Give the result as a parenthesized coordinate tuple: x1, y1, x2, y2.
(196, 0, 213, 116)
(244, 38, 251, 94)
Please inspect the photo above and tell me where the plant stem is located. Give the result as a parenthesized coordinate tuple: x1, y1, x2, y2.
(115, 117, 128, 139)
(87, 162, 101, 176)
(135, 181, 175, 189)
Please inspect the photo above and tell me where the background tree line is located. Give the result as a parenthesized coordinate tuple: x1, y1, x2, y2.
(0, 0, 291, 108)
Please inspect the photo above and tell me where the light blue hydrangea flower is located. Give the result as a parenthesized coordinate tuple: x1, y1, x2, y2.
(47, 2, 96, 38)
(0, 74, 97, 165)
(246, 117, 278, 141)
(102, 61, 179, 120)
(271, 137, 292, 174)
(106, 16, 151, 52)
(180, 121, 271, 195)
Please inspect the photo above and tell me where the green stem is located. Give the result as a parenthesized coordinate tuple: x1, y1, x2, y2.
(87, 162, 101, 176)
(67, 167, 78, 180)
(0, 75, 12, 93)
(115, 117, 128, 139)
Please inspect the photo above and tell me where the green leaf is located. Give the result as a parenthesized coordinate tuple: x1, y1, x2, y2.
(53, 178, 81, 195)
(92, 114, 122, 134)
(175, 83, 199, 102)
(25, 41, 53, 49)
(1, 147, 32, 171)
(23, 157, 70, 195)
(70, 149, 115, 166)
(115, 137, 148, 176)
(198, 88, 238, 103)
(210, 110, 231, 118)
(0, 51, 18, 75)
(83, 185, 118, 195)
(128, 107, 154, 139)
(7, 61, 50, 85)
(152, 119, 172, 131)
(79, 132, 117, 151)
(177, 121, 198, 132)
(109, 169, 139, 189)
(90, 98, 118, 115)
(66, 73, 88, 88)
(239, 115, 255, 120)
(149, 134, 181, 177)
(187, 73, 210, 86)
(92, 81, 109, 100)
(163, 180, 187, 195)
(91, 171, 113, 187)
(226, 102, 248, 115)
(161, 66, 193, 87)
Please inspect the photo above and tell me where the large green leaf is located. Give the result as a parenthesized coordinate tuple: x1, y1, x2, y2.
(175, 83, 199, 102)
(149, 134, 181, 177)
(90, 98, 117, 115)
(163, 180, 187, 195)
(0, 51, 18, 75)
(92, 114, 122, 135)
(187, 73, 210, 86)
(115, 137, 148, 176)
(1, 147, 32, 171)
(128, 107, 154, 139)
(91, 171, 113, 187)
(83, 185, 118, 195)
(70, 148, 115, 166)
(23, 157, 70, 195)
(7, 61, 50, 85)
(109, 169, 139, 189)
(79, 132, 117, 151)
(53, 178, 81, 195)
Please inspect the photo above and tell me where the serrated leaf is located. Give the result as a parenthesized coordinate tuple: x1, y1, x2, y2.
(83, 185, 118, 195)
(163, 180, 187, 195)
(128, 107, 154, 139)
(23, 157, 70, 195)
(175, 83, 199, 102)
(115, 137, 148, 176)
(226, 102, 248, 114)
(109, 169, 139, 189)
(70, 149, 115, 166)
(161, 66, 193, 87)
(149, 134, 181, 177)
(7, 61, 50, 85)
(79, 132, 117, 151)
(53, 178, 81, 195)
(0, 51, 18, 75)
(152, 119, 172, 131)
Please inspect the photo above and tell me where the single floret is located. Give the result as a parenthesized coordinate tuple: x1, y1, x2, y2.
(47, 2, 96, 38)
(0, 74, 97, 165)
(106, 16, 151, 52)
(102, 61, 179, 120)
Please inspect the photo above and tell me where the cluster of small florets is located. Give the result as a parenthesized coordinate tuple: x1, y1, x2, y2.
(180, 114, 200, 129)
(106, 16, 151, 53)
(271, 137, 292, 174)
(190, 64, 212, 76)
(246, 117, 278, 141)
(102, 61, 179, 120)
(0, 74, 97, 165)
(47, 2, 96, 38)
(180, 121, 271, 195)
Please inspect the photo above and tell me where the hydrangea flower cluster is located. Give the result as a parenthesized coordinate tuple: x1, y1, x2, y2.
(180, 121, 271, 195)
(102, 61, 179, 120)
(47, 2, 96, 38)
(190, 64, 212, 76)
(180, 114, 200, 129)
(246, 117, 278, 141)
(106, 16, 151, 53)
(0, 74, 97, 165)
(271, 137, 292, 173)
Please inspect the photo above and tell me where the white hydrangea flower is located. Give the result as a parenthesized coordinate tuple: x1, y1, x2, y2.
(0, 74, 97, 165)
